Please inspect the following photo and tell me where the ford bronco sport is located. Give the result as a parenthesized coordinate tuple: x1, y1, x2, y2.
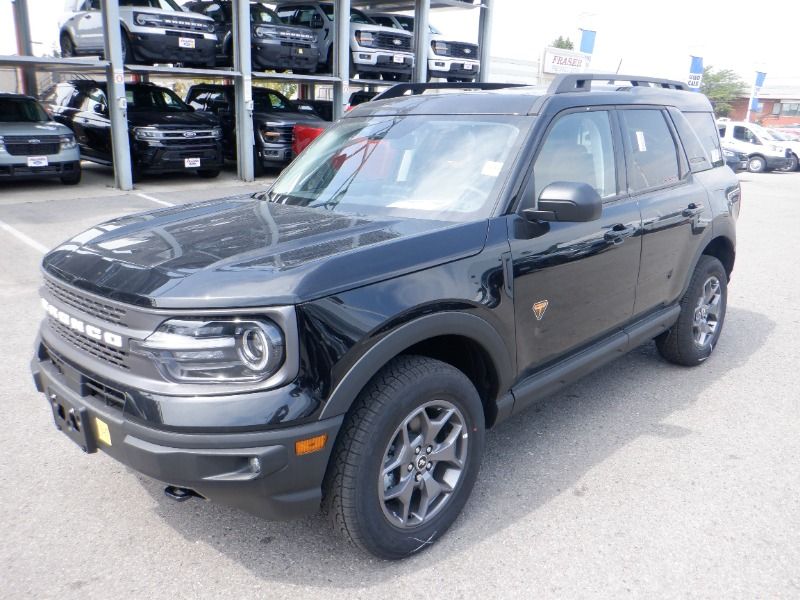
(31, 75, 740, 560)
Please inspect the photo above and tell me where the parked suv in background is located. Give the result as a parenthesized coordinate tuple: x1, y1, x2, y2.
(368, 13, 480, 81)
(185, 83, 324, 172)
(717, 119, 792, 173)
(41, 81, 223, 179)
(275, 2, 414, 80)
(59, 0, 217, 67)
(31, 75, 739, 560)
(184, 0, 319, 73)
(0, 93, 81, 184)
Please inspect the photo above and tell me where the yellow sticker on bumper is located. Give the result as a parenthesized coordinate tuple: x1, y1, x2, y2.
(95, 417, 112, 446)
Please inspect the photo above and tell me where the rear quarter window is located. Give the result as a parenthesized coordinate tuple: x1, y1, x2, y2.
(670, 108, 714, 172)
(684, 112, 724, 168)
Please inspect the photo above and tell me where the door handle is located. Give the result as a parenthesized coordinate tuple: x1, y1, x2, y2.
(604, 223, 635, 243)
(682, 202, 703, 217)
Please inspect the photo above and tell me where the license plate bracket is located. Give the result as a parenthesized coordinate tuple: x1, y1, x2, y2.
(48, 391, 97, 453)
(28, 156, 48, 167)
(179, 37, 195, 49)
(185, 157, 201, 168)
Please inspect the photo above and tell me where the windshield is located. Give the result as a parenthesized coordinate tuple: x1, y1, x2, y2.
(321, 5, 374, 24)
(126, 87, 191, 112)
(0, 98, 50, 123)
(120, 0, 182, 10)
(748, 123, 777, 141)
(768, 129, 789, 141)
(268, 115, 528, 222)
(253, 88, 295, 112)
(252, 4, 279, 24)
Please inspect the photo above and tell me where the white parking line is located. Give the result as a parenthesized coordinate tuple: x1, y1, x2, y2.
(135, 192, 174, 207)
(0, 218, 48, 255)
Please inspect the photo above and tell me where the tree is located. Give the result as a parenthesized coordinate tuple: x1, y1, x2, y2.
(700, 66, 747, 118)
(551, 36, 574, 50)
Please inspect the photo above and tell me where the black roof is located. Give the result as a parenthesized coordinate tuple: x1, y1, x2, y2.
(0, 92, 35, 100)
(348, 74, 714, 118)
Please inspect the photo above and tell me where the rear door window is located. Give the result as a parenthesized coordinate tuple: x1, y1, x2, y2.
(619, 109, 681, 193)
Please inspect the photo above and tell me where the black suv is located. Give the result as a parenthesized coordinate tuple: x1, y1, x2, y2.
(41, 81, 223, 179)
(184, 0, 320, 72)
(185, 83, 325, 172)
(31, 76, 740, 560)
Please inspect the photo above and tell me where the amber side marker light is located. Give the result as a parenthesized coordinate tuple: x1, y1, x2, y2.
(295, 434, 328, 456)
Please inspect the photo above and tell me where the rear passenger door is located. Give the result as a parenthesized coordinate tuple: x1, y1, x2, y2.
(619, 108, 710, 316)
(509, 108, 642, 374)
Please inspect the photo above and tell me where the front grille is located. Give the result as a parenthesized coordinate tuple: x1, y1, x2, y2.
(155, 129, 220, 145)
(262, 125, 293, 144)
(279, 41, 313, 49)
(45, 345, 127, 410)
(277, 30, 314, 43)
(159, 16, 209, 32)
(49, 317, 129, 370)
(373, 32, 412, 51)
(45, 278, 128, 326)
(5, 134, 61, 156)
(445, 42, 479, 59)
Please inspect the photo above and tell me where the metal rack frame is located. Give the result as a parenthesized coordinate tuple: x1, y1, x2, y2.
(4, 0, 491, 191)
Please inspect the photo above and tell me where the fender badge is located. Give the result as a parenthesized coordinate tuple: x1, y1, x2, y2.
(532, 300, 549, 321)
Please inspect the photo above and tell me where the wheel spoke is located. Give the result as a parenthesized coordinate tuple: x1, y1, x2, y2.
(429, 423, 464, 467)
(415, 475, 443, 522)
(422, 407, 455, 446)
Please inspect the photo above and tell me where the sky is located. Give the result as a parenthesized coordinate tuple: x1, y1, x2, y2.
(2, 0, 799, 91)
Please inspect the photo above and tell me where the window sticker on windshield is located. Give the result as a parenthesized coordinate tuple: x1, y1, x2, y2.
(397, 149, 413, 182)
(636, 131, 647, 152)
(710, 148, 720, 163)
(481, 161, 502, 177)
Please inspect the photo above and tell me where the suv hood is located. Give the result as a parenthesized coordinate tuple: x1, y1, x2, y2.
(126, 110, 219, 128)
(0, 121, 73, 136)
(42, 197, 487, 309)
(350, 22, 413, 38)
(253, 109, 324, 125)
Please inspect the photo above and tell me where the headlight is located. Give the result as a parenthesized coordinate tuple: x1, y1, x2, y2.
(133, 127, 163, 140)
(356, 31, 374, 47)
(134, 12, 163, 27)
(432, 41, 449, 55)
(131, 318, 285, 383)
(255, 26, 274, 38)
(723, 149, 734, 158)
(0, 136, 6, 154)
(59, 134, 77, 150)
(206, 22, 215, 33)
(211, 126, 222, 139)
(259, 124, 282, 142)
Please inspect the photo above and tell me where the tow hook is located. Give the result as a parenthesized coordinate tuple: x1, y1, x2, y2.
(163, 485, 203, 502)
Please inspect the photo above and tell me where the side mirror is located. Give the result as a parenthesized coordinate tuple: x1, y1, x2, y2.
(310, 14, 324, 29)
(523, 181, 602, 222)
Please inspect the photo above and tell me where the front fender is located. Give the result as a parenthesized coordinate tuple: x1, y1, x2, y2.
(318, 311, 513, 420)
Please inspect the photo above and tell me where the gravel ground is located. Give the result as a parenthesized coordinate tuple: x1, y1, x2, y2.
(0, 170, 798, 599)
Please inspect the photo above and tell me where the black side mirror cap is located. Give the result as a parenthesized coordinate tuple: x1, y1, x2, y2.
(523, 181, 602, 223)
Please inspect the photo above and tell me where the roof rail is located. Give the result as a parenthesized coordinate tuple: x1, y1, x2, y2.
(547, 74, 688, 94)
(373, 82, 526, 101)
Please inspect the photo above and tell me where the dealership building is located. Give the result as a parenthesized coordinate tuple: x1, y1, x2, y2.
(728, 85, 800, 126)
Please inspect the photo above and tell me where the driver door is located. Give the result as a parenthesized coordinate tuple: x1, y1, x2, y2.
(508, 108, 643, 377)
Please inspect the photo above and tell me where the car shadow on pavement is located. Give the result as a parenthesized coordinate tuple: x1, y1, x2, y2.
(137, 306, 773, 584)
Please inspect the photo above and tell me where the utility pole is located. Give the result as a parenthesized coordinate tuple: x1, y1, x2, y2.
(11, 0, 37, 96)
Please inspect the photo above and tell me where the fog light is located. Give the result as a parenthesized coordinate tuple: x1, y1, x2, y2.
(295, 434, 328, 456)
(359, 53, 370, 60)
(249, 457, 261, 474)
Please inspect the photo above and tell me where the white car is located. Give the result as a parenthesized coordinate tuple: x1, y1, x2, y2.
(717, 120, 792, 173)
(767, 128, 800, 171)
(368, 12, 480, 82)
(59, 0, 217, 68)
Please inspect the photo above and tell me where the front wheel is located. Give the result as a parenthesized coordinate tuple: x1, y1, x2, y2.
(324, 355, 485, 560)
(197, 168, 220, 179)
(747, 154, 767, 173)
(656, 255, 727, 366)
(60, 32, 75, 58)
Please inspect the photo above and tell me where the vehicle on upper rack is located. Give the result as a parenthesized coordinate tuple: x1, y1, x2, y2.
(716, 119, 792, 173)
(183, 0, 320, 73)
(41, 80, 223, 180)
(59, 0, 217, 68)
(0, 93, 81, 185)
(185, 83, 325, 173)
(368, 12, 480, 82)
(275, 1, 415, 81)
(31, 75, 740, 560)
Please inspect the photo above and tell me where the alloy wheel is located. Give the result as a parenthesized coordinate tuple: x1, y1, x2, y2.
(693, 276, 722, 347)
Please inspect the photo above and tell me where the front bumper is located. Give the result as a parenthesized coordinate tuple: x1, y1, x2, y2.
(257, 144, 293, 166)
(129, 29, 216, 65)
(31, 345, 343, 520)
(428, 56, 480, 79)
(132, 140, 223, 174)
(0, 159, 79, 180)
(352, 50, 413, 75)
(252, 39, 319, 71)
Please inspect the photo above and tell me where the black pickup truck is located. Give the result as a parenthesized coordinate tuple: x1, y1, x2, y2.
(31, 76, 740, 560)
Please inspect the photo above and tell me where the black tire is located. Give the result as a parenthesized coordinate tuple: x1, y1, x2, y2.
(121, 29, 136, 65)
(197, 168, 220, 178)
(60, 32, 75, 58)
(747, 154, 767, 173)
(656, 255, 727, 366)
(60, 165, 81, 185)
(324, 355, 485, 560)
(253, 148, 265, 177)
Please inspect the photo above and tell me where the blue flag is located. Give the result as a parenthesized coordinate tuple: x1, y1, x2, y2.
(750, 72, 767, 111)
(579, 30, 596, 55)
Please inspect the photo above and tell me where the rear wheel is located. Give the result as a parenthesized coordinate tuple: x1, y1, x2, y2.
(656, 255, 727, 366)
(324, 355, 485, 560)
(747, 154, 767, 173)
(60, 32, 75, 58)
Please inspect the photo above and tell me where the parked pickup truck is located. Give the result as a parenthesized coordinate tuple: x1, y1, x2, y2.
(31, 75, 739, 560)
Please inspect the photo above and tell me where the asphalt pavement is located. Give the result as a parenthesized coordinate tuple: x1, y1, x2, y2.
(0, 167, 798, 599)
